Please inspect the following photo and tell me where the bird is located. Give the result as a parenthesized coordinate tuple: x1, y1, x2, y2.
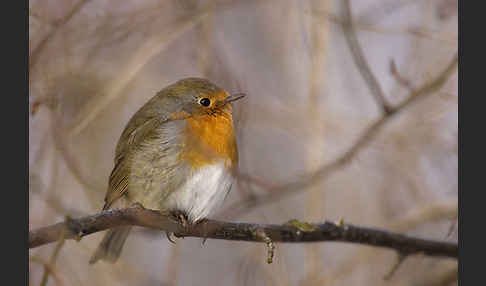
(89, 77, 244, 264)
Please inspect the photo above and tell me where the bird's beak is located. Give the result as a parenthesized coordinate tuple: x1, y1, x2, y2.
(215, 92, 246, 109)
(224, 93, 246, 104)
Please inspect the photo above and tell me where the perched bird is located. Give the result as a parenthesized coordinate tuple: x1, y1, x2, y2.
(89, 78, 244, 264)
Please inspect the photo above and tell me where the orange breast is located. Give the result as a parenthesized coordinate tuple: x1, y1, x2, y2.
(180, 108, 238, 170)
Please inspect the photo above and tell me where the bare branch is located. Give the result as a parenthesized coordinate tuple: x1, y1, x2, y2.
(29, 207, 457, 260)
(30, 256, 64, 286)
(383, 253, 407, 280)
(341, 0, 392, 114)
(390, 59, 415, 91)
(39, 225, 67, 286)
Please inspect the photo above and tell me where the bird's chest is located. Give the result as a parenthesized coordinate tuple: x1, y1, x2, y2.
(164, 162, 234, 222)
(180, 114, 238, 169)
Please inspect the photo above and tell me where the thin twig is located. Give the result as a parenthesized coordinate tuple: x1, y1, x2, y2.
(341, 0, 392, 114)
(446, 219, 457, 239)
(39, 223, 67, 286)
(390, 59, 415, 91)
(30, 256, 64, 286)
(383, 252, 407, 280)
(29, 207, 457, 259)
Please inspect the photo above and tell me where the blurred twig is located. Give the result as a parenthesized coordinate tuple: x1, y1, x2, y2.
(30, 0, 90, 70)
(30, 256, 64, 286)
(29, 206, 457, 259)
(39, 224, 67, 286)
(446, 219, 457, 238)
(390, 59, 415, 91)
(198, 0, 215, 77)
(341, 0, 392, 114)
(311, 7, 455, 45)
(383, 252, 407, 280)
(357, 0, 421, 25)
(222, 52, 457, 219)
(305, 0, 331, 278)
(50, 113, 103, 210)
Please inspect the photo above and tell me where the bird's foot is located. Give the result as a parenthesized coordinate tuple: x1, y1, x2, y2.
(166, 232, 177, 244)
(167, 210, 190, 243)
(169, 210, 190, 228)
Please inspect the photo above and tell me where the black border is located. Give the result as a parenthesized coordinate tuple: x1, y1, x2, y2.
(23, 0, 28, 284)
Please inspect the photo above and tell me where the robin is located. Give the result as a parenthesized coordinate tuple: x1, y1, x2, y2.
(89, 78, 244, 264)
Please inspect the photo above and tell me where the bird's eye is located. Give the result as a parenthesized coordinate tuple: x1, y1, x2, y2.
(199, 98, 211, 107)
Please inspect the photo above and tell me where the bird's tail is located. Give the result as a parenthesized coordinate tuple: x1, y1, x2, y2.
(89, 226, 132, 264)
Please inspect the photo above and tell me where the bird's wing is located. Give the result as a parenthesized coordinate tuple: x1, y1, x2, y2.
(103, 116, 163, 210)
(103, 95, 185, 210)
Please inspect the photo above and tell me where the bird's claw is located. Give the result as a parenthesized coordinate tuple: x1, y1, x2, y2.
(170, 210, 190, 228)
(166, 232, 177, 244)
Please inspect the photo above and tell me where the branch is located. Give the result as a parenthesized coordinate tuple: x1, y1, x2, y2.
(39, 225, 66, 286)
(29, 207, 457, 259)
(341, 0, 392, 114)
(30, 256, 64, 286)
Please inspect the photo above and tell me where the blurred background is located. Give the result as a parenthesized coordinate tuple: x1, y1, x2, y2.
(29, 0, 458, 285)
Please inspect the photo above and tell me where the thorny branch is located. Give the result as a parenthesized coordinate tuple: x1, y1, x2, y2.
(29, 207, 457, 260)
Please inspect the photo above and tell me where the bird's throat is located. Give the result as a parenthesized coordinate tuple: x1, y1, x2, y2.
(181, 111, 238, 169)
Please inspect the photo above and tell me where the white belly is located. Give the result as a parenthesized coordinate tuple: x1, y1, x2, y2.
(165, 162, 234, 222)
